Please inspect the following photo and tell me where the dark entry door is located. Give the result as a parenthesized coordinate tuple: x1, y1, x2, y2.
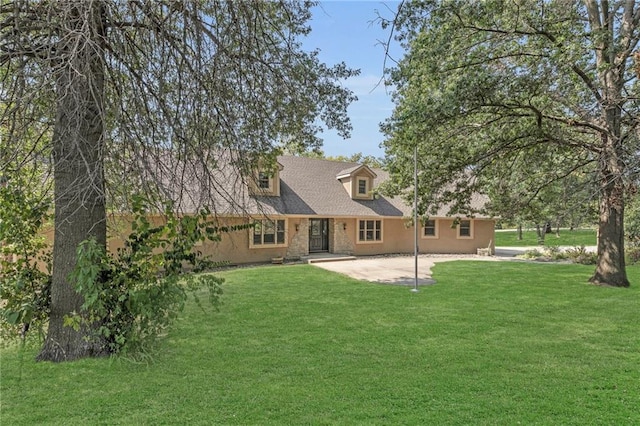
(309, 218, 329, 252)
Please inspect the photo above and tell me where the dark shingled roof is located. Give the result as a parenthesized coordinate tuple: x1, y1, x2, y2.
(252, 156, 489, 219)
(159, 153, 489, 218)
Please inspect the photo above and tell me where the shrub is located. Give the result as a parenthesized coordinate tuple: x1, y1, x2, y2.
(67, 197, 241, 357)
(542, 245, 568, 260)
(565, 245, 597, 265)
(625, 195, 640, 246)
(519, 246, 568, 261)
(626, 246, 640, 265)
(520, 248, 544, 259)
(0, 184, 52, 344)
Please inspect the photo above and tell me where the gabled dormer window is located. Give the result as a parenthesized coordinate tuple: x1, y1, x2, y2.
(336, 164, 377, 200)
(250, 160, 283, 196)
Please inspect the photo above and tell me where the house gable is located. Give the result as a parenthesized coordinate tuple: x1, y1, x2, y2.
(249, 160, 284, 197)
(336, 165, 377, 201)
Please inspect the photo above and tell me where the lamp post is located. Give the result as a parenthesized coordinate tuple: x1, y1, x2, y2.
(412, 144, 419, 293)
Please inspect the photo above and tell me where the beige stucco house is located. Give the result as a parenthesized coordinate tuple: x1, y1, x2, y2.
(119, 155, 494, 265)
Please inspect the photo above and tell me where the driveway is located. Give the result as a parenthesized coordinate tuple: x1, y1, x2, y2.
(311, 252, 508, 287)
(311, 246, 588, 287)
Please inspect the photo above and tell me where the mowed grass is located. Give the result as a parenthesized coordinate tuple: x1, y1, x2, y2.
(2, 262, 639, 425)
(495, 228, 597, 247)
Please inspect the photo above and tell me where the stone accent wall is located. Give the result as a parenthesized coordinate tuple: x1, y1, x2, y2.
(286, 218, 309, 259)
(332, 218, 354, 255)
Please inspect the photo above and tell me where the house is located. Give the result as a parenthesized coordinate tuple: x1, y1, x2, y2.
(105, 155, 494, 265)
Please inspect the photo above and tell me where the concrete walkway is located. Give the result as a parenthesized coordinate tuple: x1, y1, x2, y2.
(312, 253, 504, 287)
(312, 246, 596, 287)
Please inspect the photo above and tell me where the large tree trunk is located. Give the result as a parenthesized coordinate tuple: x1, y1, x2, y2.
(583, 0, 631, 287)
(37, 2, 109, 362)
(589, 144, 629, 287)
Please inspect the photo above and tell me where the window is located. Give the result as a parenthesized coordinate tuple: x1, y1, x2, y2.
(250, 167, 280, 197)
(358, 219, 382, 242)
(357, 178, 368, 195)
(458, 220, 472, 238)
(253, 219, 286, 246)
(258, 172, 271, 190)
(423, 219, 437, 238)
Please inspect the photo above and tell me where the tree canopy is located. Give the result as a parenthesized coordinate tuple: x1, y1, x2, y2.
(1, 0, 357, 361)
(382, 0, 640, 287)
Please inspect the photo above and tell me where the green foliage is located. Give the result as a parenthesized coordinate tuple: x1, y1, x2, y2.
(0, 183, 51, 344)
(565, 246, 598, 265)
(623, 195, 640, 264)
(324, 152, 386, 168)
(519, 244, 596, 264)
(382, 1, 609, 219)
(494, 228, 597, 247)
(520, 248, 544, 259)
(382, 0, 635, 285)
(626, 246, 640, 265)
(68, 197, 233, 356)
(625, 195, 640, 247)
(520, 246, 568, 261)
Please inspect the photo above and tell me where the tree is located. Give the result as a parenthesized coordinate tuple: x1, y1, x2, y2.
(382, 0, 640, 287)
(625, 190, 640, 244)
(325, 152, 386, 168)
(484, 153, 599, 243)
(1, 0, 356, 361)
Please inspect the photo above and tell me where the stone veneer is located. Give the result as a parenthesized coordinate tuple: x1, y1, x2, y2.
(332, 218, 354, 255)
(286, 218, 309, 259)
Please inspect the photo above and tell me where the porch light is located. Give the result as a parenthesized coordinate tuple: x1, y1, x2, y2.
(343, 223, 347, 230)
(295, 224, 300, 232)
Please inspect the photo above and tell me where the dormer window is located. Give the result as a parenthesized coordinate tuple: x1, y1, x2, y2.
(250, 160, 283, 196)
(357, 178, 368, 195)
(258, 172, 271, 190)
(336, 164, 377, 200)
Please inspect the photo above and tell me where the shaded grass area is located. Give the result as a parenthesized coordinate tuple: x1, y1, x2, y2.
(495, 228, 597, 247)
(2, 263, 639, 424)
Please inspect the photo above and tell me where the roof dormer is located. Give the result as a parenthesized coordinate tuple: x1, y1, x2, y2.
(249, 160, 283, 197)
(336, 164, 377, 200)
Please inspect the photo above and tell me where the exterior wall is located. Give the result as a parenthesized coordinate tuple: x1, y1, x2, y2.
(350, 217, 412, 256)
(286, 218, 309, 259)
(35, 214, 495, 268)
(195, 216, 294, 264)
(348, 217, 495, 256)
(418, 218, 495, 254)
(106, 215, 295, 266)
(332, 218, 354, 255)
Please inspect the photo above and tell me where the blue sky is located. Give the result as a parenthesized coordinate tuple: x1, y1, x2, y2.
(303, 1, 403, 158)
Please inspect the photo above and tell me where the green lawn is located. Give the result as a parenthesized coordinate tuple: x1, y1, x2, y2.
(2, 262, 639, 425)
(495, 228, 597, 247)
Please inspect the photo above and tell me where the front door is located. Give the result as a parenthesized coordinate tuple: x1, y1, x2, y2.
(309, 218, 329, 252)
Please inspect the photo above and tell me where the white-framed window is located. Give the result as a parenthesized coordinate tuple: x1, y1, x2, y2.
(457, 219, 473, 238)
(357, 178, 368, 195)
(252, 219, 286, 247)
(358, 219, 382, 243)
(422, 219, 438, 239)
